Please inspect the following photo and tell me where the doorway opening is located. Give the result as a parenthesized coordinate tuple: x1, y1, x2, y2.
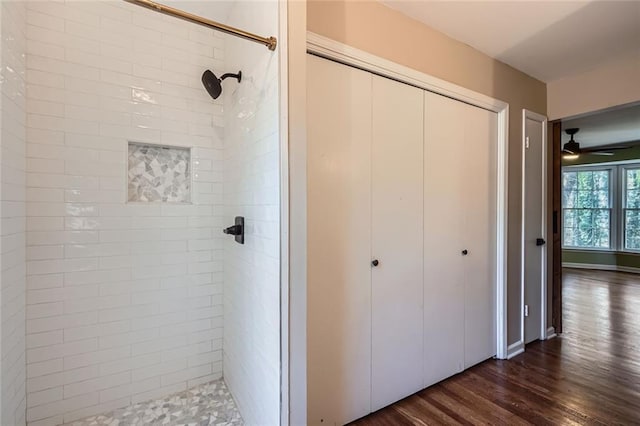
(550, 101, 640, 337)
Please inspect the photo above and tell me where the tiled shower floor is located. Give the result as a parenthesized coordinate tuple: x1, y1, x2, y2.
(65, 379, 243, 426)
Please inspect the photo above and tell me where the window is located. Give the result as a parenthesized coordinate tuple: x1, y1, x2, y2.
(562, 169, 611, 249)
(562, 162, 640, 253)
(624, 167, 640, 251)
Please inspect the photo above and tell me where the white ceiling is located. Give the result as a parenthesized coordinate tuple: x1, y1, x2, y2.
(382, 0, 640, 83)
(562, 104, 640, 148)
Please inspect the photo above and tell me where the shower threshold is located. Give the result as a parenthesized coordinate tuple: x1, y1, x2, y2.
(65, 379, 243, 426)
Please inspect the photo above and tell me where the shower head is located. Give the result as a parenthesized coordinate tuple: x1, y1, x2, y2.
(201, 69, 242, 100)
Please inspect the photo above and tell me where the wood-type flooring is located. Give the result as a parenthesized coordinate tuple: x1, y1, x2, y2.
(351, 268, 640, 425)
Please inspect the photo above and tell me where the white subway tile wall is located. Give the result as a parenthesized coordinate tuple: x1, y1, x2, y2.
(25, 1, 225, 424)
(1, 1, 28, 425)
(222, 2, 281, 425)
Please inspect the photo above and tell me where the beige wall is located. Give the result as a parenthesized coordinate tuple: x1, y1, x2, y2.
(308, 0, 547, 345)
(547, 52, 640, 120)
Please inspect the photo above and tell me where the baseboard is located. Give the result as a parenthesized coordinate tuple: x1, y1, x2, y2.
(545, 326, 557, 340)
(506, 341, 524, 359)
(563, 262, 640, 275)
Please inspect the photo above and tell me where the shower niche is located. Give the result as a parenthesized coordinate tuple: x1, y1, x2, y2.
(127, 142, 192, 203)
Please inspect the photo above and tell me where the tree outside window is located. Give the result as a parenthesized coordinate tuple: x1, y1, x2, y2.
(562, 170, 611, 249)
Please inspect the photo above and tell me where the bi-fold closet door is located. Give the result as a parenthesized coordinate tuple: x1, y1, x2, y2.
(371, 64, 425, 411)
(307, 55, 373, 426)
(307, 54, 424, 425)
(423, 91, 497, 388)
(307, 54, 497, 426)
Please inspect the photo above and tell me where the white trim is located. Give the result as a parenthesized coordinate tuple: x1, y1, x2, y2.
(287, 3, 307, 424)
(621, 164, 640, 253)
(496, 106, 510, 361)
(521, 110, 548, 347)
(278, 1, 289, 424)
(506, 341, 525, 359)
(562, 245, 616, 252)
(564, 158, 640, 168)
(306, 32, 510, 360)
(307, 33, 508, 113)
(546, 326, 557, 340)
(562, 247, 640, 255)
(563, 262, 640, 274)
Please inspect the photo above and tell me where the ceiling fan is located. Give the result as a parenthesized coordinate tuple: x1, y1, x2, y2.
(562, 128, 631, 158)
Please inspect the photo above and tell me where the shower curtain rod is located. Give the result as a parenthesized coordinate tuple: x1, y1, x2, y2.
(124, 0, 277, 51)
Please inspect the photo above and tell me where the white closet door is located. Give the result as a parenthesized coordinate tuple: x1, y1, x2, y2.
(307, 54, 373, 425)
(371, 75, 424, 410)
(423, 91, 466, 387)
(462, 103, 498, 368)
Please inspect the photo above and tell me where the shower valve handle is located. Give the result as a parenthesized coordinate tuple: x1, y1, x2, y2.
(223, 216, 245, 244)
(223, 225, 242, 236)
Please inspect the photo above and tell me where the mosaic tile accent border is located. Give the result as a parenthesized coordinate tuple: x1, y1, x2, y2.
(128, 142, 191, 203)
(65, 379, 243, 426)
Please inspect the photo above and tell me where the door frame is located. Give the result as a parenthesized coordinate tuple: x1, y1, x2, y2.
(306, 32, 511, 359)
(279, 0, 290, 424)
(520, 109, 549, 350)
(550, 121, 563, 335)
(284, 1, 307, 424)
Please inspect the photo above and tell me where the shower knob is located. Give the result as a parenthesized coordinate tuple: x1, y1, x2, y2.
(223, 216, 244, 244)
(223, 225, 242, 236)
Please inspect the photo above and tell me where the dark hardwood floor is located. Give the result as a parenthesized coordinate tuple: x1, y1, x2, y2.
(351, 268, 640, 425)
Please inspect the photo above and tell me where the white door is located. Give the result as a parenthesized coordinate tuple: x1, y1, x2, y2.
(423, 91, 466, 386)
(463, 102, 498, 368)
(371, 75, 424, 410)
(423, 91, 497, 384)
(523, 112, 547, 344)
(307, 54, 373, 425)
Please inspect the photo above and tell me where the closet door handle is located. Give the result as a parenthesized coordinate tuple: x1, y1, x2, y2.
(371, 259, 379, 267)
(461, 249, 468, 256)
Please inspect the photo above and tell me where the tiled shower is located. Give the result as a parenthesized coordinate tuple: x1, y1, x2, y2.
(0, 1, 281, 425)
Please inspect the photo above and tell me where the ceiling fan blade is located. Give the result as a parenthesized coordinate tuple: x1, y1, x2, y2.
(589, 152, 615, 156)
(583, 146, 632, 153)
